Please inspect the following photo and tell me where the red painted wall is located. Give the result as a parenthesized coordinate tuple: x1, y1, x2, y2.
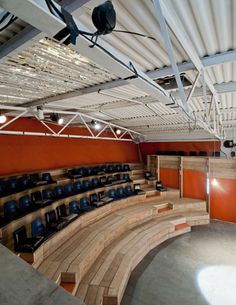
(0, 118, 140, 176)
(210, 178, 236, 223)
(183, 170, 207, 200)
(160, 169, 179, 188)
(140, 141, 220, 163)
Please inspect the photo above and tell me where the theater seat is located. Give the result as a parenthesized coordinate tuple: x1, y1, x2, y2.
(19, 195, 35, 213)
(42, 189, 55, 203)
(64, 183, 74, 196)
(73, 181, 82, 194)
(91, 178, 100, 189)
(116, 187, 126, 198)
(69, 201, 83, 215)
(4, 200, 19, 220)
(69, 168, 82, 179)
(31, 190, 53, 207)
(42, 173, 55, 184)
(124, 185, 135, 196)
(108, 189, 117, 200)
(122, 173, 132, 182)
(0, 180, 7, 197)
(156, 181, 167, 192)
(82, 180, 91, 191)
(31, 217, 54, 240)
(79, 197, 94, 212)
(13, 226, 44, 253)
(45, 210, 68, 231)
(199, 151, 208, 156)
(18, 175, 35, 190)
(115, 164, 122, 172)
(90, 193, 104, 207)
(107, 165, 115, 173)
(56, 204, 78, 223)
(189, 151, 198, 156)
(54, 185, 65, 199)
(122, 164, 131, 172)
(6, 178, 18, 194)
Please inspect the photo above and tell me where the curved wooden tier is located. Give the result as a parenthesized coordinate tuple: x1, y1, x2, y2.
(35, 193, 209, 305)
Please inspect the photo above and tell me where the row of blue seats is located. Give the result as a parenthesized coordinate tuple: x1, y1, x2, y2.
(0, 173, 55, 198)
(68, 164, 131, 179)
(0, 174, 133, 227)
(13, 185, 137, 253)
(0, 164, 131, 198)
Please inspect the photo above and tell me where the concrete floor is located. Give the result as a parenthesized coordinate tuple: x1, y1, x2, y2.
(121, 220, 236, 305)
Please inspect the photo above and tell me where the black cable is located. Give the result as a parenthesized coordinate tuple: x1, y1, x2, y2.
(113, 29, 156, 41)
(0, 14, 17, 32)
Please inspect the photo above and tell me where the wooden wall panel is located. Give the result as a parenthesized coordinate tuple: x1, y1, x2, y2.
(210, 178, 236, 223)
(183, 170, 207, 200)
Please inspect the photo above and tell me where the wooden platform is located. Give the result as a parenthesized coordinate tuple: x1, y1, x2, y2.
(35, 195, 209, 305)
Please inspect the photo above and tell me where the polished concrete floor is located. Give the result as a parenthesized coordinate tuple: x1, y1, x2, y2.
(121, 220, 236, 305)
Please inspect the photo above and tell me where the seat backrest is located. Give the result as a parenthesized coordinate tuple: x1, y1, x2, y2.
(80, 197, 89, 208)
(82, 180, 90, 189)
(69, 201, 79, 214)
(123, 164, 130, 171)
(73, 181, 82, 192)
(45, 210, 57, 226)
(199, 151, 208, 156)
(91, 178, 99, 186)
(18, 176, 29, 187)
(64, 184, 73, 195)
(90, 193, 98, 204)
(42, 173, 53, 182)
(100, 176, 107, 184)
(125, 185, 132, 193)
(108, 189, 116, 198)
(122, 173, 129, 180)
(42, 189, 54, 200)
(6, 178, 18, 191)
(0, 180, 6, 193)
(4, 200, 18, 217)
(30, 173, 40, 182)
(117, 187, 124, 196)
(189, 151, 197, 156)
(19, 195, 32, 210)
(31, 218, 45, 237)
(56, 204, 67, 218)
(107, 165, 114, 172)
(31, 191, 43, 202)
(54, 185, 64, 196)
(113, 174, 120, 181)
(13, 226, 27, 247)
(115, 164, 121, 172)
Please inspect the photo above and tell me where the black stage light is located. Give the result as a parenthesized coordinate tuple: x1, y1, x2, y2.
(92, 1, 116, 35)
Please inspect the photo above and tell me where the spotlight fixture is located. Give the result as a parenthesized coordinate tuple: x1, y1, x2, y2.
(91, 120, 101, 130)
(114, 127, 122, 135)
(37, 106, 44, 121)
(231, 151, 235, 158)
(50, 113, 64, 125)
(92, 0, 116, 35)
(0, 113, 7, 124)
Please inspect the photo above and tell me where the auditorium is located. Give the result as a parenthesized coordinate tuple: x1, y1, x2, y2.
(0, 1, 235, 305)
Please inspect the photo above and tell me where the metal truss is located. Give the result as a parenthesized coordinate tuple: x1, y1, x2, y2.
(0, 105, 141, 141)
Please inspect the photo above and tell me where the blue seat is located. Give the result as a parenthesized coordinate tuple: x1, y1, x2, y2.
(42, 173, 55, 184)
(73, 181, 82, 193)
(54, 186, 65, 199)
(80, 197, 94, 212)
(69, 201, 82, 215)
(4, 200, 19, 219)
(124, 185, 134, 196)
(116, 187, 126, 198)
(42, 189, 55, 202)
(107, 165, 115, 173)
(19, 195, 34, 212)
(123, 164, 131, 172)
(122, 173, 132, 182)
(115, 164, 122, 172)
(91, 178, 100, 189)
(86, 167, 93, 176)
(100, 165, 108, 173)
(69, 168, 82, 179)
(6, 178, 18, 194)
(18, 175, 34, 190)
(108, 189, 117, 199)
(64, 183, 74, 196)
(31, 217, 54, 239)
(82, 180, 91, 191)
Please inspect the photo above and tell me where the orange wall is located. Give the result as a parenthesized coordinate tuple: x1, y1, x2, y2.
(210, 178, 236, 223)
(140, 141, 220, 163)
(0, 118, 140, 176)
(160, 169, 179, 188)
(183, 170, 206, 200)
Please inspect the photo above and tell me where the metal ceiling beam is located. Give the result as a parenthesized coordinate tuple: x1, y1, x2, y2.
(158, 0, 224, 136)
(0, 0, 94, 62)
